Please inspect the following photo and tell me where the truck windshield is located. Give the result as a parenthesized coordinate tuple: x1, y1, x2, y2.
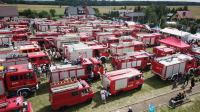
(135, 75, 141, 80)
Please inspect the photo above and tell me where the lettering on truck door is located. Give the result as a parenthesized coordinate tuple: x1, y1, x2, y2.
(115, 78, 128, 91)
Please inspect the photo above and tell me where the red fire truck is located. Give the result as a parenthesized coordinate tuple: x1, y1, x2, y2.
(152, 54, 196, 80)
(153, 46, 175, 57)
(49, 58, 103, 83)
(12, 33, 28, 41)
(27, 51, 50, 66)
(102, 68, 144, 95)
(0, 63, 38, 97)
(96, 35, 119, 47)
(110, 41, 145, 55)
(112, 51, 153, 70)
(63, 42, 108, 61)
(49, 79, 94, 110)
(44, 34, 80, 50)
(136, 33, 162, 46)
(0, 96, 33, 112)
(79, 32, 94, 42)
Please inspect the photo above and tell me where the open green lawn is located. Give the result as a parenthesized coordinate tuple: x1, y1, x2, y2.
(1, 4, 200, 18)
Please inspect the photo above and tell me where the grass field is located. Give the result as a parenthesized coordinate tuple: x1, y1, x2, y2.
(1, 4, 200, 18)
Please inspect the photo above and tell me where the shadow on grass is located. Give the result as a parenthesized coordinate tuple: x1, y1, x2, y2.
(92, 88, 141, 109)
(37, 105, 51, 112)
(36, 81, 49, 95)
(37, 100, 93, 112)
(145, 75, 171, 89)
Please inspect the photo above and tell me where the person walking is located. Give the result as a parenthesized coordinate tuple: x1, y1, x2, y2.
(100, 89, 107, 104)
(190, 76, 195, 91)
(184, 73, 190, 87)
(172, 74, 178, 89)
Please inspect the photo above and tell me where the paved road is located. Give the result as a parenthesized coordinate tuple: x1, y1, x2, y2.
(111, 84, 200, 112)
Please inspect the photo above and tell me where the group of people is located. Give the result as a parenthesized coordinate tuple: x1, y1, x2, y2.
(34, 64, 50, 80)
(171, 70, 196, 91)
(47, 48, 61, 61)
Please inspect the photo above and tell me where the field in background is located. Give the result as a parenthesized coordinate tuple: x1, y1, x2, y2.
(1, 4, 200, 18)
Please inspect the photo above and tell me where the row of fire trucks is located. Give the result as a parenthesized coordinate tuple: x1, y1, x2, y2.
(1, 16, 200, 111)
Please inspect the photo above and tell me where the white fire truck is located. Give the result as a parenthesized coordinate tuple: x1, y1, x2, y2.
(152, 54, 197, 80)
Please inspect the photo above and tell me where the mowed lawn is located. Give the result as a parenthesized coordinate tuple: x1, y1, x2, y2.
(1, 4, 200, 18)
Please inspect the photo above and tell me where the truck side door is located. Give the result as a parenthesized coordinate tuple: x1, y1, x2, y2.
(70, 90, 81, 105)
(23, 72, 37, 87)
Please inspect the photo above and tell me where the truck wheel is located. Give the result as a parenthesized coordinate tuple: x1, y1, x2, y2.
(137, 84, 143, 90)
(17, 89, 30, 98)
(87, 98, 92, 103)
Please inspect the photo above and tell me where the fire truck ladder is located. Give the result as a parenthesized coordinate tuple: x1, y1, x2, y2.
(51, 81, 80, 93)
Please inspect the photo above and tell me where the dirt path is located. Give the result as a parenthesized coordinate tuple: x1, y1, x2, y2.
(111, 84, 200, 112)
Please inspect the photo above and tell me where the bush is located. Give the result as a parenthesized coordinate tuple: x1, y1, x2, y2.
(49, 9, 56, 17)
(38, 11, 50, 18)
(19, 9, 38, 18)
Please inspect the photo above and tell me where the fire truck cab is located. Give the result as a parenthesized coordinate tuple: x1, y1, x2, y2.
(0, 63, 38, 97)
(27, 51, 50, 66)
(102, 68, 144, 95)
(49, 79, 94, 110)
(153, 45, 175, 57)
(152, 54, 196, 80)
(0, 96, 33, 112)
(12, 33, 28, 41)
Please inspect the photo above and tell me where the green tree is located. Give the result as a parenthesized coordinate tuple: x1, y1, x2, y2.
(93, 8, 101, 17)
(49, 9, 56, 17)
(19, 9, 38, 18)
(38, 11, 50, 18)
(190, 24, 198, 34)
(183, 6, 188, 11)
(110, 11, 119, 18)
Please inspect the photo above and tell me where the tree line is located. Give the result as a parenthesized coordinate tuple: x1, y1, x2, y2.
(19, 9, 57, 19)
